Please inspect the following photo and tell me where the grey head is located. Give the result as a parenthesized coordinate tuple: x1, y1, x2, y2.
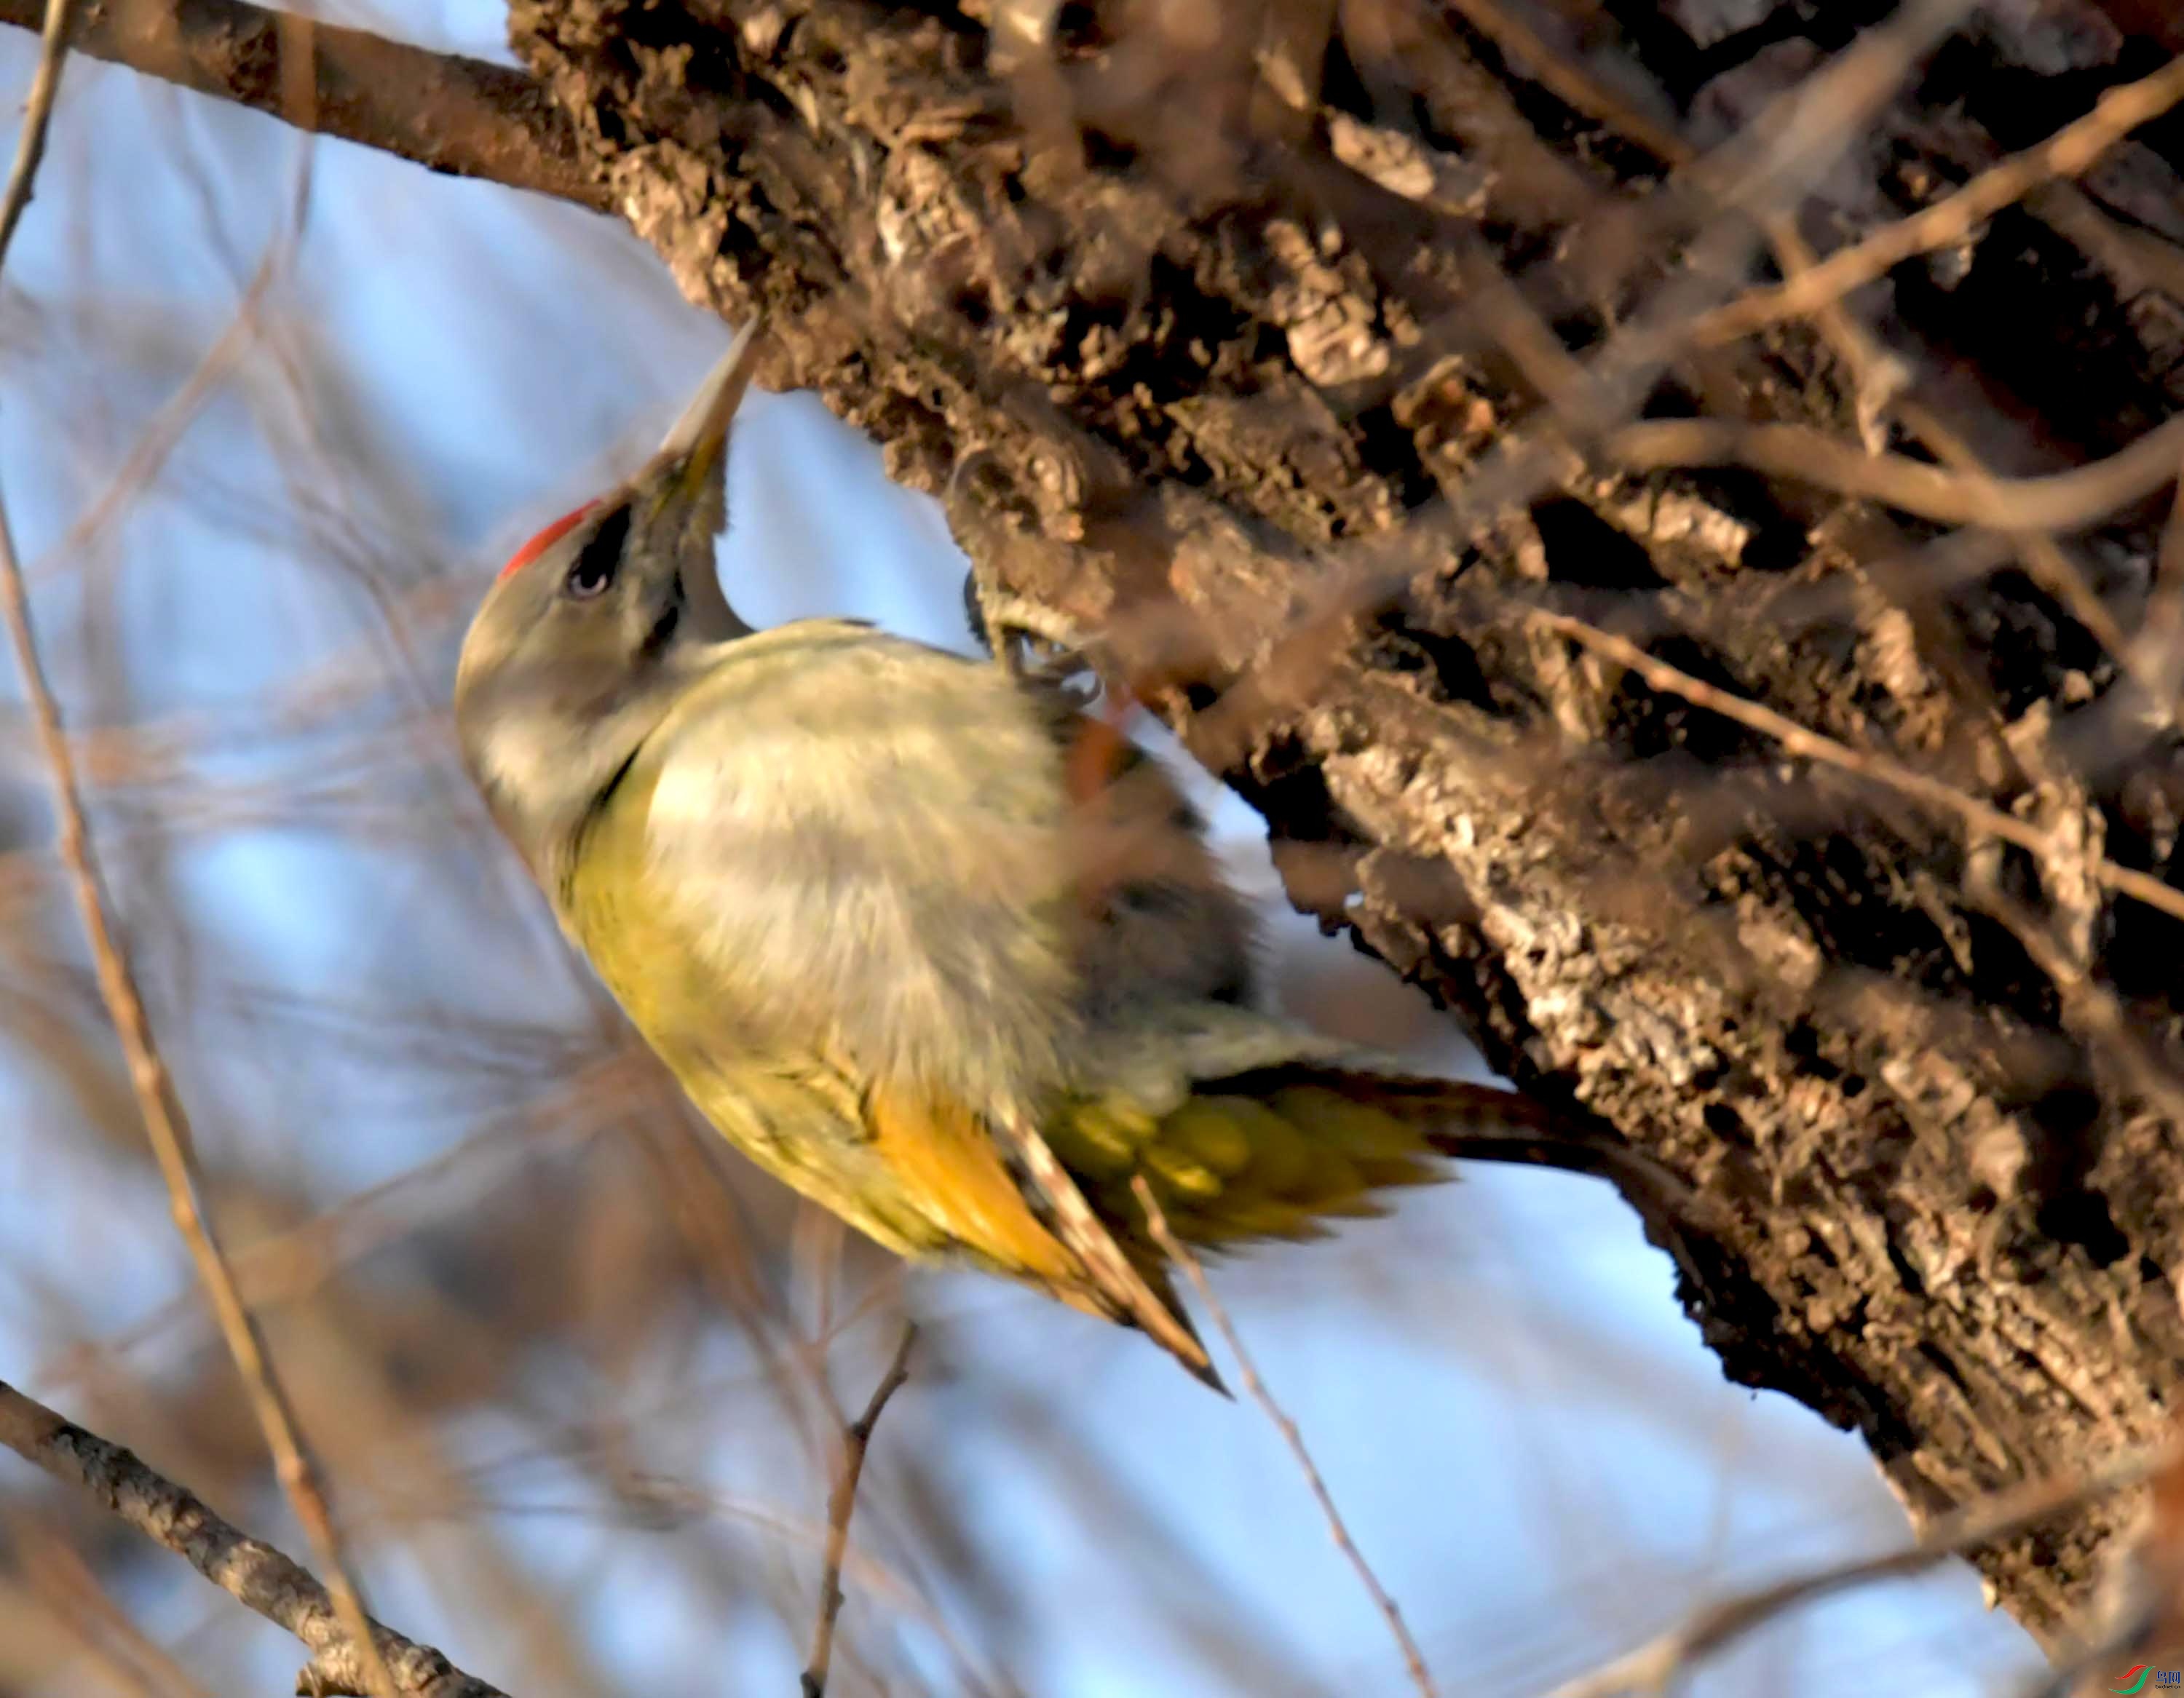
(454, 325, 765, 868)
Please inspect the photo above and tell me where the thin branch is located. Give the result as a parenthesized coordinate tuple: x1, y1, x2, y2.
(1607, 410, 2184, 534)
(1131, 1177, 1440, 1698)
(0, 25, 397, 1694)
(1542, 1439, 2172, 1698)
(800, 1325, 916, 1698)
(1442, 0, 1688, 167)
(1609, 15, 2184, 721)
(33, 187, 288, 580)
(2, 1501, 218, 1698)
(1697, 52, 2184, 346)
(1530, 609, 2184, 928)
(0, 0, 611, 213)
(1444, 0, 1918, 435)
(0, 1377, 508, 1698)
(1891, 396, 2161, 715)
(2031, 178, 2184, 309)
(0, 0, 72, 258)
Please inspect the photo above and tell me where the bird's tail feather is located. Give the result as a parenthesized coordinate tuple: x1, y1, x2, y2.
(1056, 1006, 1701, 1254)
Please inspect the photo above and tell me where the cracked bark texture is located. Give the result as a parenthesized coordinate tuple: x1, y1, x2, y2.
(506, 0, 2184, 1637)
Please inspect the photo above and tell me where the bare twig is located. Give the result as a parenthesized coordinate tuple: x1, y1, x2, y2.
(1530, 609, 2184, 928)
(1432, 6, 2183, 634)
(1542, 1439, 2172, 1698)
(35, 59, 312, 582)
(1442, 0, 1687, 166)
(1674, 36, 2172, 721)
(1888, 397, 2161, 713)
(1706, 0, 1977, 219)
(0, 0, 610, 212)
(1, 1501, 217, 1698)
(39, 204, 282, 567)
(0, 25, 397, 1694)
(0, 1377, 507, 1698)
(0, 0, 71, 259)
(1444, 0, 1917, 434)
(801, 1325, 917, 1698)
(1131, 1177, 1440, 1698)
(2031, 178, 2184, 309)
(1607, 411, 2184, 534)
(1697, 53, 2184, 346)
(2145, 448, 2184, 701)
(36, 1048, 638, 1396)
(1240, 0, 1979, 676)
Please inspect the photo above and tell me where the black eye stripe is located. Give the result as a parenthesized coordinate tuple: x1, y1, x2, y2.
(566, 504, 632, 598)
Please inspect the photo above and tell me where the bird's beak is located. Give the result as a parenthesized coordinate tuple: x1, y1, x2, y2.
(640, 320, 767, 640)
(653, 319, 765, 496)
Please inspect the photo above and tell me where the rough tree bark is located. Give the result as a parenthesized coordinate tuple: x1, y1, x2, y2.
(483, 0, 2184, 1637)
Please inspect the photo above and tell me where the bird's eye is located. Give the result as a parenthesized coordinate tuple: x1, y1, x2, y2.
(564, 504, 632, 600)
(564, 555, 613, 599)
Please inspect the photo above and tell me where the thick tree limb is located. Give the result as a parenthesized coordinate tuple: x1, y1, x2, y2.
(0, 1377, 509, 1698)
(0, 0, 609, 212)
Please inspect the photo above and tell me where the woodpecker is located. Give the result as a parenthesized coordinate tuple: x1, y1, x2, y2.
(453, 325, 1646, 1385)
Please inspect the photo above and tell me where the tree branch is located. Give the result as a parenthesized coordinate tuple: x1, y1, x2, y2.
(1544, 1438, 2172, 1698)
(0, 0, 610, 213)
(0, 1376, 509, 1698)
(0, 17, 396, 1690)
(1604, 410, 2184, 535)
(1132, 1178, 1439, 1698)
(1527, 607, 2184, 927)
(1695, 52, 2184, 346)
(801, 1326, 916, 1698)
(0, 0, 71, 257)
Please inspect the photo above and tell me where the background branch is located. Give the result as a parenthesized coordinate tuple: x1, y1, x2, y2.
(0, 0, 609, 210)
(1133, 1178, 1439, 1698)
(801, 1326, 915, 1698)
(1546, 1440, 2173, 1698)
(0, 16, 397, 1691)
(0, 1377, 508, 1698)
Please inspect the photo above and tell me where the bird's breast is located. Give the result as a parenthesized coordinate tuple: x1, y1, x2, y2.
(570, 627, 1086, 1111)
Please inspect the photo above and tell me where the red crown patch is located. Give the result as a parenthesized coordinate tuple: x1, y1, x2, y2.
(499, 501, 598, 582)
